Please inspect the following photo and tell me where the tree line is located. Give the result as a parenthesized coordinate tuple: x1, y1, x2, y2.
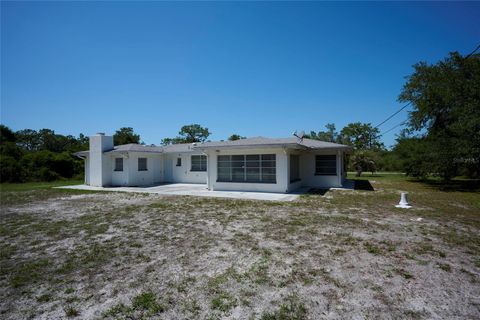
(1, 50, 477, 182)
(0, 127, 143, 182)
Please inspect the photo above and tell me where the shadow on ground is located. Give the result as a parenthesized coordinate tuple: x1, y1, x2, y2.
(306, 188, 329, 196)
(411, 178, 480, 192)
(353, 180, 375, 191)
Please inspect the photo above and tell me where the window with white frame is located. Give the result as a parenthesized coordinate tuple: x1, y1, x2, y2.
(191, 155, 207, 171)
(114, 158, 123, 171)
(315, 155, 336, 175)
(217, 154, 276, 183)
(138, 158, 147, 171)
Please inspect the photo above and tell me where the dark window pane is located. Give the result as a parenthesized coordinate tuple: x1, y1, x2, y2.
(218, 168, 230, 181)
(191, 155, 207, 171)
(232, 155, 245, 162)
(261, 154, 276, 161)
(246, 161, 260, 167)
(115, 158, 123, 171)
(262, 174, 276, 182)
(138, 158, 147, 171)
(315, 155, 336, 175)
(231, 161, 244, 168)
(218, 161, 230, 168)
(263, 167, 276, 174)
(246, 155, 260, 161)
(232, 167, 244, 181)
(261, 160, 276, 168)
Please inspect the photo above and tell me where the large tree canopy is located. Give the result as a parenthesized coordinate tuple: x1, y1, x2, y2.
(162, 124, 211, 145)
(113, 127, 141, 145)
(398, 51, 480, 179)
(228, 134, 246, 141)
(338, 122, 384, 151)
(306, 123, 339, 143)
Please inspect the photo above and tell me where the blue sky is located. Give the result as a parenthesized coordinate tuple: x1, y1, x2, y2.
(1, 1, 479, 147)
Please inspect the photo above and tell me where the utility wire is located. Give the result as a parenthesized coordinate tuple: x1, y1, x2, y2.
(378, 120, 408, 137)
(374, 101, 412, 129)
(464, 43, 480, 59)
(373, 43, 478, 139)
(374, 43, 478, 131)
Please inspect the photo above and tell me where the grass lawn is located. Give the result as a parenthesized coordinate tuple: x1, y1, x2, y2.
(0, 175, 479, 319)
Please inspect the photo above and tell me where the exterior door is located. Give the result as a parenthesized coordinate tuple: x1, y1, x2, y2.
(164, 157, 173, 182)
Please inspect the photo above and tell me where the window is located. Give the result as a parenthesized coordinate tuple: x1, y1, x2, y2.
(191, 155, 207, 171)
(217, 154, 276, 183)
(176, 157, 182, 166)
(290, 154, 300, 182)
(138, 158, 147, 171)
(114, 158, 123, 171)
(315, 155, 336, 175)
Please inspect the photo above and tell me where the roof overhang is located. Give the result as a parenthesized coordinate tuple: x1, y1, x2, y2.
(194, 143, 308, 151)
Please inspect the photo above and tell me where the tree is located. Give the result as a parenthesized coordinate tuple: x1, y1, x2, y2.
(0, 125, 16, 144)
(178, 124, 210, 143)
(393, 136, 434, 179)
(228, 134, 245, 141)
(16, 129, 41, 151)
(161, 137, 185, 145)
(398, 51, 480, 179)
(162, 124, 211, 144)
(350, 150, 377, 177)
(0, 125, 24, 182)
(307, 123, 338, 142)
(114, 127, 140, 145)
(339, 122, 384, 151)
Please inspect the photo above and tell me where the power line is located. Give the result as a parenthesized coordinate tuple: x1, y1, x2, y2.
(465, 43, 480, 59)
(378, 120, 408, 137)
(374, 101, 412, 129)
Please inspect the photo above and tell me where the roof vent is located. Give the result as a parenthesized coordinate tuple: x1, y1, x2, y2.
(96, 132, 105, 136)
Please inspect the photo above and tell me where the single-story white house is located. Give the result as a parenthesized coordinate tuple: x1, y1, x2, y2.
(75, 133, 352, 193)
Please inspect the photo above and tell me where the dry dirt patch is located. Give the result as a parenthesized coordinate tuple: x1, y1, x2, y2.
(0, 181, 479, 319)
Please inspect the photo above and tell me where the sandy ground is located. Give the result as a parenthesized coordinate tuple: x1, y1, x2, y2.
(0, 182, 479, 319)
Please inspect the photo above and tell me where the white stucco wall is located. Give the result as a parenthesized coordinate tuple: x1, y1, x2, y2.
(124, 153, 163, 186)
(164, 153, 207, 184)
(111, 154, 129, 187)
(299, 150, 343, 188)
(84, 156, 90, 185)
(88, 134, 113, 187)
(206, 148, 289, 193)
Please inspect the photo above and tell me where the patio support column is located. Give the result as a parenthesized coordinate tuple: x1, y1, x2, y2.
(336, 150, 342, 187)
(205, 153, 209, 190)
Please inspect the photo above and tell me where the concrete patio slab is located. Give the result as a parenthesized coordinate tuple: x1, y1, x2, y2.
(56, 183, 303, 201)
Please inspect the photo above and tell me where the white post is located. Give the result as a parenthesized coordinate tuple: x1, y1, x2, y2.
(336, 150, 342, 187)
(395, 192, 412, 209)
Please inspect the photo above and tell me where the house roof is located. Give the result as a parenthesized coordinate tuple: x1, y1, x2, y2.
(73, 144, 163, 157)
(193, 137, 352, 151)
(106, 144, 164, 153)
(73, 137, 351, 158)
(73, 142, 200, 157)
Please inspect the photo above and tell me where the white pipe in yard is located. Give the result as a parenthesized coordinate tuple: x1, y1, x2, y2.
(395, 192, 412, 209)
